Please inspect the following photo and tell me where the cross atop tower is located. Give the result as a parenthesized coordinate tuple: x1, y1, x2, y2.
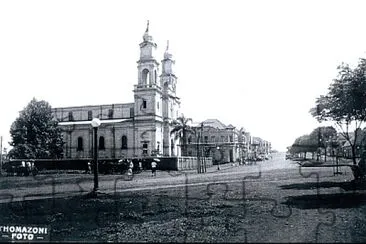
(145, 20, 149, 33)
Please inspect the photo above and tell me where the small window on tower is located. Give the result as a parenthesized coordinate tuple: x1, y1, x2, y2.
(108, 109, 114, 119)
(157, 102, 159, 109)
(143, 100, 147, 109)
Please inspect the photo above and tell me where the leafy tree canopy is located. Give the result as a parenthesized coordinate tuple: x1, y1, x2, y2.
(309, 126, 338, 148)
(310, 58, 366, 164)
(8, 98, 64, 159)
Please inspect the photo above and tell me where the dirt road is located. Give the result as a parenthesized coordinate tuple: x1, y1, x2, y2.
(1, 153, 365, 242)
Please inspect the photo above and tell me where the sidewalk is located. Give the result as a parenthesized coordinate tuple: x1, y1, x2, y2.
(128, 162, 241, 179)
(181, 162, 239, 174)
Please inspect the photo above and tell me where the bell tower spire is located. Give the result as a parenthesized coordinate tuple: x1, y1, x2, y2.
(160, 40, 180, 156)
(137, 20, 159, 87)
(133, 21, 164, 158)
(145, 20, 149, 33)
(161, 40, 177, 91)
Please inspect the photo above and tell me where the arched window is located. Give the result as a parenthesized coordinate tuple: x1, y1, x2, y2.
(141, 69, 150, 86)
(154, 70, 157, 84)
(77, 137, 83, 151)
(121, 135, 128, 149)
(99, 136, 105, 150)
(171, 139, 174, 156)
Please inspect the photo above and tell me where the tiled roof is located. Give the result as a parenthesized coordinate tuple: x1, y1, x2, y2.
(201, 119, 227, 129)
(226, 124, 235, 129)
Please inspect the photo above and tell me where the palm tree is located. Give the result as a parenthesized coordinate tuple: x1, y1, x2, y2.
(170, 115, 194, 156)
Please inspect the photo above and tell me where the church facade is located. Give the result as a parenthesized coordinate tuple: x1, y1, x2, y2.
(52, 23, 272, 163)
(52, 24, 181, 160)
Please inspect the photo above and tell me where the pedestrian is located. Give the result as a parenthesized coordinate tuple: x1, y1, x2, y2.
(138, 160, 143, 172)
(25, 161, 31, 176)
(86, 161, 92, 174)
(128, 160, 134, 176)
(151, 160, 158, 177)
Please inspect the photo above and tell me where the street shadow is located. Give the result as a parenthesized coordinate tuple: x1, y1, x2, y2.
(280, 181, 366, 191)
(283, 192, 366, 209)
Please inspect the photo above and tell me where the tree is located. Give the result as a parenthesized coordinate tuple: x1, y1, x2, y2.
(309, 126, 337, 161)
(170, 114, 194, 156)
(8, 98, 64, 159)
(289, 126, 338, 161)
(289, 134, 317, 159)
(310, 58, 366, 164)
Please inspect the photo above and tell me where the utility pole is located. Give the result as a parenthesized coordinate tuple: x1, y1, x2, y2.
(317, 127, 321, 161)
(0, 136, 3, 175)
(196, 126, 200, 173)
(200, 122, 205, 173)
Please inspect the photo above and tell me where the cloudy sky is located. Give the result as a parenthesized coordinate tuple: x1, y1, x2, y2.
(1, 0, 366, 152)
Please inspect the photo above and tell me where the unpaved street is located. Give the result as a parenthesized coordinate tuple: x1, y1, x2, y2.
(1, 153, 365, 242)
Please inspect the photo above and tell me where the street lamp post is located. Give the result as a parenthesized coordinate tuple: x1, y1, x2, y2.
(217, 146, 220, 170)
(325, 139, 329, 162)
(201, 123, 205, 173)
(91, 118, 101, 193)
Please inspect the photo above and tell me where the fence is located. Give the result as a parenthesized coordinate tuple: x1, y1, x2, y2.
(5, 156, 213, 172)
(177, 156, 213, 170)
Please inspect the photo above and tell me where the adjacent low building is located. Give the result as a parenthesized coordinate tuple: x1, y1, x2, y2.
(186, 119, 271, 163)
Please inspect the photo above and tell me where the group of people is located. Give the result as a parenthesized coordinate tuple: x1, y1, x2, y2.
(127, 159, 158, 177)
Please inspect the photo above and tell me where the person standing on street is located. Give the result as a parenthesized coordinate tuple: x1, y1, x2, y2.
(151, 160, 157, 177)
(138, 160, 143, 173)
(128, 160, 134, 176)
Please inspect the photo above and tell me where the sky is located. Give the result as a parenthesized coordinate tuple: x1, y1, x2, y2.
(1, 0, 366, 152)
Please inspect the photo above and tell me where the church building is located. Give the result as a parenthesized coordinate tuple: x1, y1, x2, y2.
(52, 23, 181, 160)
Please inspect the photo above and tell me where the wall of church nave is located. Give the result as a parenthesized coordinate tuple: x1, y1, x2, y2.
(62, 128, 93, 159)
(61, 123, 136, 159)
(113, 125, 135, 158)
